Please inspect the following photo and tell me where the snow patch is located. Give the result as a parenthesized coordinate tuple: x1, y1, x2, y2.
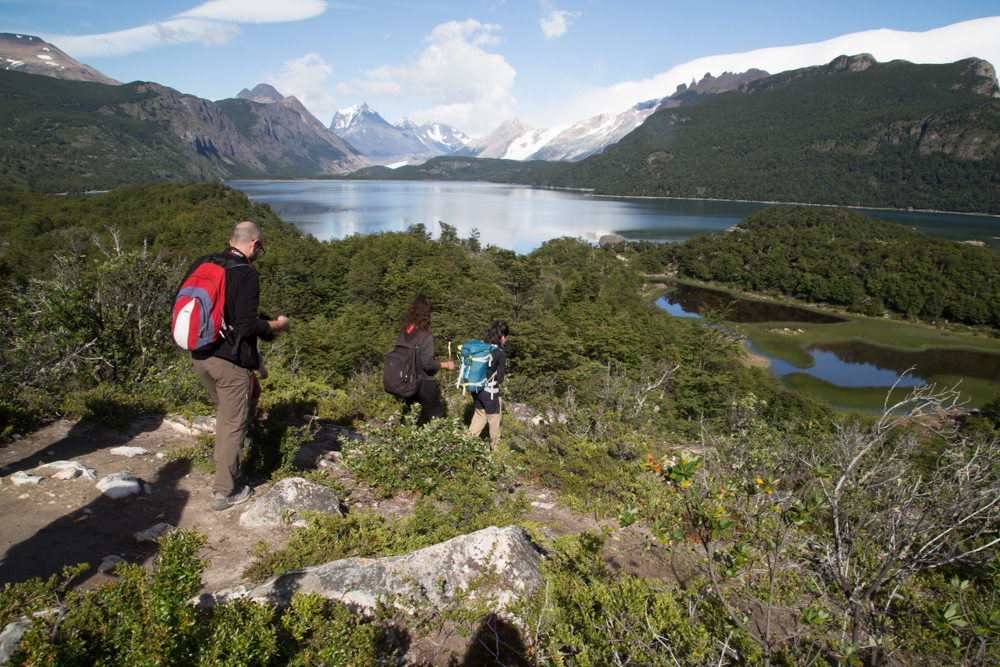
(36, 55, 52, 60)
(386, 161, 408, 169)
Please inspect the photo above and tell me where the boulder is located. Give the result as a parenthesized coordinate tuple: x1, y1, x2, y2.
(240, 477, 343, 528)
(598, 233, 627, 248)
(95, 472, 141, 499)
(198, 525, 545, 614)
(51, 468, 81, 481)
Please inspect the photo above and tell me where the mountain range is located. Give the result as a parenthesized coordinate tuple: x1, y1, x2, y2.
(0, 34, 372, 192)
(328, 103, 469, 166)
(514, 55, 1000, 214)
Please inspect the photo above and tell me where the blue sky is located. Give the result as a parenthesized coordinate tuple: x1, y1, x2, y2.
(3, 0, 998, 136)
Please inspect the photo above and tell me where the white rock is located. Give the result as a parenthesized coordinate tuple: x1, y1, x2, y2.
(143, 483, 153, 495)
(240, 477, 342, 528)
(11, 471, 42, 486)
(51, 468, 81, 481)
(97, 555, 126, 574)
(32, 461, 97, 482)
(165, 414, 216, 435)
(109, 446, 151, 458)
(95, 472, 141, 499)
(197, 526, 545, 613)
(155, 452, 166, 460)
(531, 501, 556, 510)
(133, 523, 173, 542)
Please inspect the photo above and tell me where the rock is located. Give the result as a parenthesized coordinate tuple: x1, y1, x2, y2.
(155, 452, 166, 460)
(11, 434, 20, 440)
(95, 472, 141, 499)
(598, 234, 627, 248)
(133, 523, 173, 542)
(144, 483, 153, 495)
(239, 477, 342, 528)
(109, 446, 151, 457)
(0, 608, 64, 665)
(51, 468, 81, 481)
(97, 555, 127, 573)
(10, 471, 41, 486)
(30, 461, 97, 482)
(0, 616, 32, 664)
(198, 526, 545, 614)
(165, 414, 216, 435)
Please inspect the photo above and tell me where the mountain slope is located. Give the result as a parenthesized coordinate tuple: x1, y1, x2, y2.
(456, 70, 768, 162)
(514, 55, 1000, 214)
(0, 70, 371, 192)
(0, 33, 120, 85)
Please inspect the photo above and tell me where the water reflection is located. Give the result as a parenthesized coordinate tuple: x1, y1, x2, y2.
(809, 341, 1000, 384)
(655, 283, 846, 324)
(230, 181, 775, 254)
(229, 180, 1000, 254)
(653, 283, 1000, 388)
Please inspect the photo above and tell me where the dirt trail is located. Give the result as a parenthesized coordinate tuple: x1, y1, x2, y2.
(0, 414, 684, 662)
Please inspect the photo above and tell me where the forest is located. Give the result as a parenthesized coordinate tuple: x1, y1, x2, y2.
(1, 183, 998, 666)
(623, 205, 1000, 325)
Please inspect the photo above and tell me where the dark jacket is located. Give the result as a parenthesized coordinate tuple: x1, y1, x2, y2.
(403, 327, 440, 378)
(184, 247, 270, 369)
(472, 347, 506, 414)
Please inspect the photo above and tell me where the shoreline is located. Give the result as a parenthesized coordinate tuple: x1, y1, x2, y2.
(224, 179, 1000, 219)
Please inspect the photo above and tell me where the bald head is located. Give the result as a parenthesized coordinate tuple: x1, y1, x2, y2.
(230, 221, 264, 261)
(231, 221, 263, 246)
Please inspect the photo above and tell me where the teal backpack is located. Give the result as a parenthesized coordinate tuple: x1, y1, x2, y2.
(456, 340, 500, 395)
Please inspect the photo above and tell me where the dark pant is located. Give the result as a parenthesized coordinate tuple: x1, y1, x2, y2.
(407, 378, 444, 423)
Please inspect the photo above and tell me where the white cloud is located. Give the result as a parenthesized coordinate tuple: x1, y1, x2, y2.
(39, 0, 327, 58)
(540, 15, 1000, 128)
(538, 2, 578, 39)
(42, 18, 241, 57)
(348, 19, 517, 135)
(266, 53, 340, 117)
(177, 0, 327, 23)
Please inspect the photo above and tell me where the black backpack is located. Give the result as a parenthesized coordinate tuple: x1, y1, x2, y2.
(383, 329, 426, 398)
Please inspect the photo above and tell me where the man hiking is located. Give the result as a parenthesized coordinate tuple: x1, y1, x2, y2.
(180, 221, 290, 510)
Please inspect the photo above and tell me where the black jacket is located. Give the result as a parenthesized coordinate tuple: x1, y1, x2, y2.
(184, 247, 270, 369)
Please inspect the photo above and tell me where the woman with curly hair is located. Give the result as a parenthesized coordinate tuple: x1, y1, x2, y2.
(400, 293, 454, 421)
(468, 321, 509, 451)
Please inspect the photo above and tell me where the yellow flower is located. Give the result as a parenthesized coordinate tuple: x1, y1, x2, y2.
(682, 480, 690, 488)
(756, 478, 764, 485)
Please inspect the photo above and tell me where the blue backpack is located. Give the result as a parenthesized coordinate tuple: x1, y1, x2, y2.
(456, 340, 500, 395)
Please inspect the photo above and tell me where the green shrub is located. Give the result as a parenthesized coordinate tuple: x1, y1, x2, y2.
(60, 383, 169, 429)
(351, 416, 515, 495)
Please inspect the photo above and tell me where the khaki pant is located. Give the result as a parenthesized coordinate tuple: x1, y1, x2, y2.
(469, 402, 502, 451)
(193, 357, 252, 497)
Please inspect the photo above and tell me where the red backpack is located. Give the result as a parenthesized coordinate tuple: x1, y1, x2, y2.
(172, 254, 238, 351)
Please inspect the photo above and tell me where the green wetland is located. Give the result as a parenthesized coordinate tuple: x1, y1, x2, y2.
(652, 280, 1000, 410)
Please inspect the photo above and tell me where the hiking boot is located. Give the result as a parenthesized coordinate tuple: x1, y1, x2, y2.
(211, 484, 252, 511)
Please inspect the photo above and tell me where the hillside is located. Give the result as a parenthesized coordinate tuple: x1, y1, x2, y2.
(513, 55, 1000, 214)
(0, 70, 371, 192)
(344, 154, 567, 182)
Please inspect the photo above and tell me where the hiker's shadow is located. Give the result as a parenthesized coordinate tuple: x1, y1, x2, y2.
(0, 415, 192, 587)
(449, 613, 531, 667)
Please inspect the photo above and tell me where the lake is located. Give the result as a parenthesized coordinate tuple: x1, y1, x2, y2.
(228, 181, 1000, 255)
(229, 180, 1000, 407)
